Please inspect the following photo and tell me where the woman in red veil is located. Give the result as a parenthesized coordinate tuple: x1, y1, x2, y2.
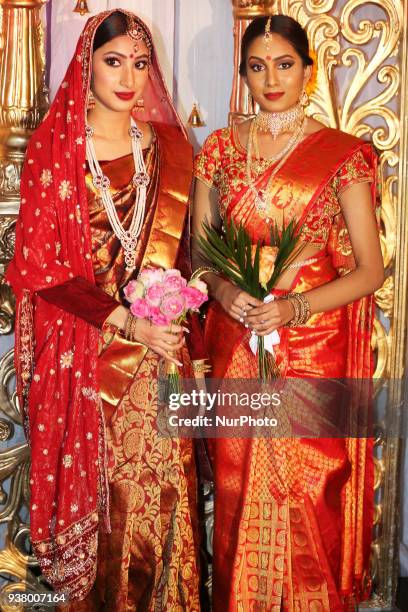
(7, 9, 202, 610)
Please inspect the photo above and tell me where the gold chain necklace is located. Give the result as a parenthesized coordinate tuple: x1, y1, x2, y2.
(246, 118, 305, 222)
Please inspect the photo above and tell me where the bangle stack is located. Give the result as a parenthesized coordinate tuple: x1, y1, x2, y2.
(284, 292, 311, 327)
(124, 312, 139, 341)
(190, 266, 220, 282)
(192, 359, 212, 374)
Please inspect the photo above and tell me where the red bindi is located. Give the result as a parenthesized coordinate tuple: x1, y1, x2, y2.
(129, 53, 134, 59)
(266, 55, 272, 60)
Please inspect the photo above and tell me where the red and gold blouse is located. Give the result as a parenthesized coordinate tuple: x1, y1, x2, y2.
(194, 126, 375, 246)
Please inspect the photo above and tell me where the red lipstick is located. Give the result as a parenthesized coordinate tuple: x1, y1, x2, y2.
(115, 92, 135, 101)
(265, 92, 284, 101)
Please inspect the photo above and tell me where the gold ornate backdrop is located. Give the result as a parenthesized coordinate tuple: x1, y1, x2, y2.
(0, 0, 407, 609)
(0, 0, 49, 608)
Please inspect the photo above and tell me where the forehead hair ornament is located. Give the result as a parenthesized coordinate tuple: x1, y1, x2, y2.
(264, 17, 272, 53)
(126, 14, 152, 61)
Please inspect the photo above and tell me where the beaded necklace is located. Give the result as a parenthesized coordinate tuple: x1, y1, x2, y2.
(85, 118, 150, 271)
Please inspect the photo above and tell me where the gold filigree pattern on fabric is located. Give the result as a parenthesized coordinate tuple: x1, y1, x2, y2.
(15, 291, 34, 438)
(194, 127, 374, 246)
(71, 352, 200, 611)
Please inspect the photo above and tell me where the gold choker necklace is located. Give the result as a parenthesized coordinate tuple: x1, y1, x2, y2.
(254, 103, 304, 140)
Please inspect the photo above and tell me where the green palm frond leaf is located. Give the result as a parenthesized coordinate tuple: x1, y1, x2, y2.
(199, 217, 303, 298)
(198, 216, 303, 380)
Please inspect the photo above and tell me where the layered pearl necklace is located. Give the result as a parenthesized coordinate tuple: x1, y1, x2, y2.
(85, 118, 150, 272)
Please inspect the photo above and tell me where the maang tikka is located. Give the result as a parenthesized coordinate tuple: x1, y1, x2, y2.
(264, 17, 272, 54)
(126, 14, 152, 62)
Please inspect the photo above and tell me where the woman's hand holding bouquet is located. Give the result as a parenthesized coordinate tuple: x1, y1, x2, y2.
(124, 267, 208, 390)
(130, 319, 186, 366)
(215, 280, 295, 335)
(198, 218, 302, 379)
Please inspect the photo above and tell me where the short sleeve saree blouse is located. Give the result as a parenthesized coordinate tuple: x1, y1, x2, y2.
(194, 126, 375, 247)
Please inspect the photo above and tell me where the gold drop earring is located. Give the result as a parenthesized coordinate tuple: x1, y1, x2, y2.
(87, 90, 96, 110)
(300, 90, 309, 107)
(133, 98, 145, 112)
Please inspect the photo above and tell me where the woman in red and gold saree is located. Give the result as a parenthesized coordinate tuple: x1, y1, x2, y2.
(7, 9, 202, 611)
(192, 15, 383, 612)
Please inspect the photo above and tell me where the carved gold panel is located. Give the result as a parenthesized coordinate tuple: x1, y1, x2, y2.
(0, 0, 48, 605)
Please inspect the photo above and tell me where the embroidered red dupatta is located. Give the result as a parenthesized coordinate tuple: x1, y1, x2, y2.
(203, 128, 376, 610)
(6, 10, 192, 600)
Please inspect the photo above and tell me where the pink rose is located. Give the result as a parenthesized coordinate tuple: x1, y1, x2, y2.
(162, 269, 187, 292)
(163, 268, 181, 279)
(181, 286, 208, 310)
(188, 277, 208, 295)
(163, 271, 187, 292)
(123, 279, 145, 303)
(130, 298, 150, 319)
(145, 283, 167, 307)
(138, 266, 164, 287)
(160, 293, 186, 320)
(149, 306, 171, 327)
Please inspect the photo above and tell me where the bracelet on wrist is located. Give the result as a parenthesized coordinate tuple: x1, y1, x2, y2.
(283, 292, 311, 327)
(191, 358, 212, 374)
(190, 266, 220, 282)
(124, 312, 133, 339)
(124, 312, 139, 342)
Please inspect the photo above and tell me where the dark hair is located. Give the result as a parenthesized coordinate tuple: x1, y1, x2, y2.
(92, 10, 152, 57)
(93, 11, 129, 52)
(239, 15, 313, 76)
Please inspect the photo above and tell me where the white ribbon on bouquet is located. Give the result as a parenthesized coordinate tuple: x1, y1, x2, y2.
(248, 294, 280, 355)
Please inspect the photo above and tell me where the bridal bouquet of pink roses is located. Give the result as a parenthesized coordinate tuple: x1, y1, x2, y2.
(124, 267, 208, 393)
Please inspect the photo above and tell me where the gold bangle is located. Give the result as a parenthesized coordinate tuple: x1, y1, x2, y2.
(124, 313, 140, 342)
(192, 358, 212, 374)
(124, 312, 134, 339)
(130, 316, 139, 341)
(284, 292, 311, 327)
(190, 266, 220, 282)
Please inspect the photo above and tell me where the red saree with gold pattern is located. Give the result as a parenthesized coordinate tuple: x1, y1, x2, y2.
(7, 10, 201, 610)
(68, 126, 200, 611)
(194, 126, 377, 611)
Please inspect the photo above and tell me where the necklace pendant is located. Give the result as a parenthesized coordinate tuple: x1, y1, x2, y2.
(255, 191, 267, 213)
(129, 124, 143, 140)
(124, 245, 136, 271)
(85, 125, 95, 139)
(93, 174, 110, 191)
(255, 197, 267, 212)
(121, 231, 138, 272)
(270, 119, 279, 140)
(133, 172, 150, 188)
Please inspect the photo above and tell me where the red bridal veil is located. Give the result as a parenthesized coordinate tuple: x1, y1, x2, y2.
(7, 9, 186, 599)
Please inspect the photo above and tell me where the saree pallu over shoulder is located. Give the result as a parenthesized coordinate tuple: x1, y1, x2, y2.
(230, 128, 375, 241)
(205, 128, 377, 378)
(98, 121, 193, 410)
(265, 128, 375, 223)
(204, 128, 377, 610)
